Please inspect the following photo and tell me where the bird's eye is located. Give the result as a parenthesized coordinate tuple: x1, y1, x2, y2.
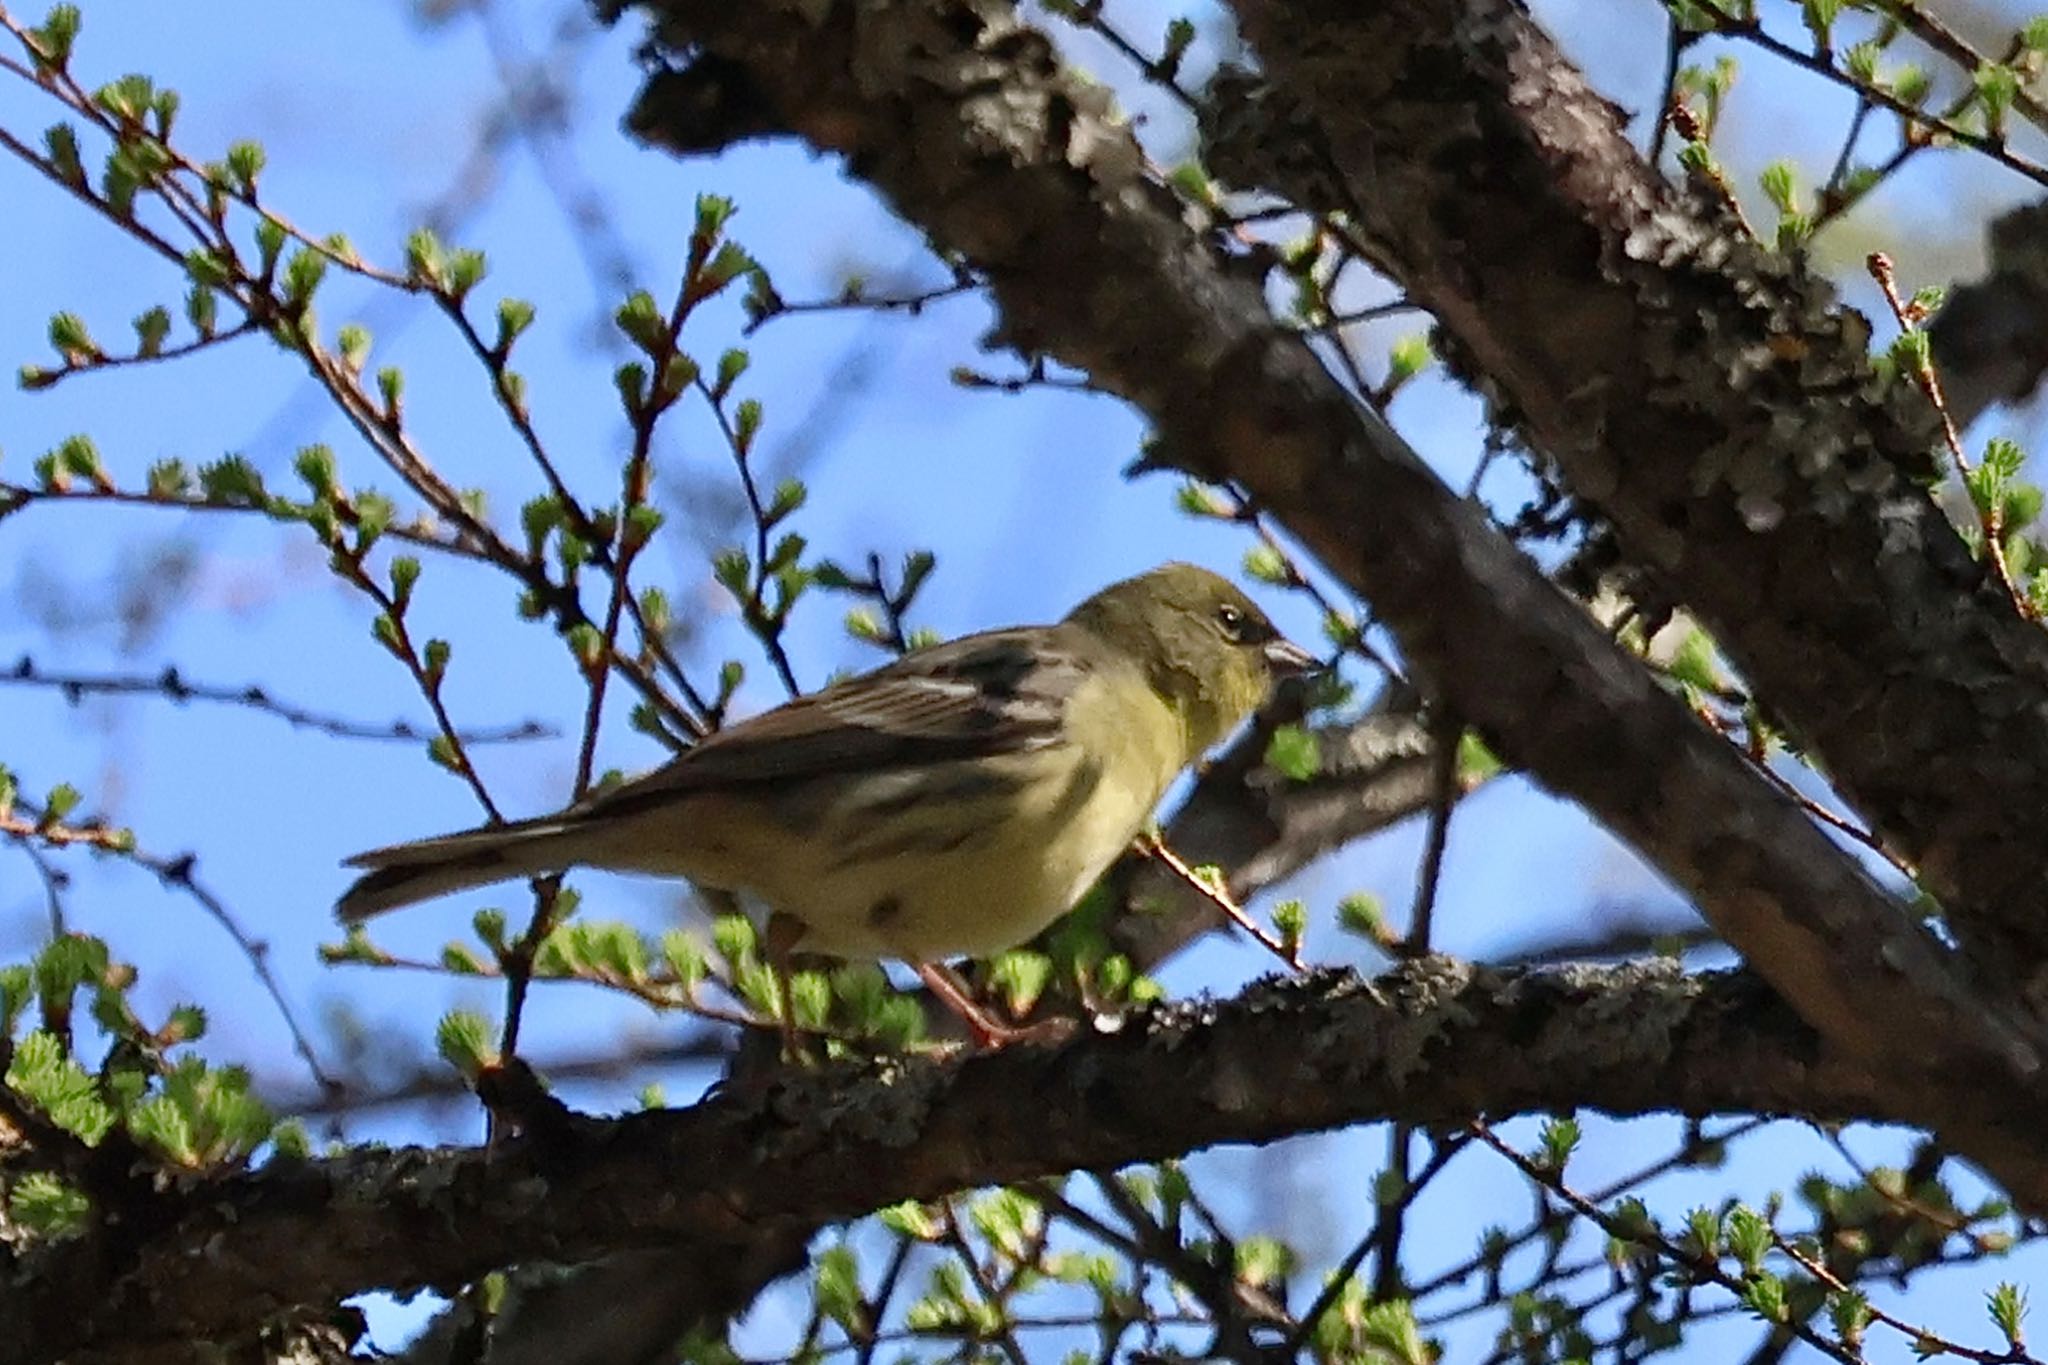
(1216, 603, 1247, 640)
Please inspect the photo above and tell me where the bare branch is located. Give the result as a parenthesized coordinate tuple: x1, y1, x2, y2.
(2, 655, 554, 745)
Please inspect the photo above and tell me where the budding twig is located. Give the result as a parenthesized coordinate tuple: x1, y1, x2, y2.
(1135, 832, 1304, 971)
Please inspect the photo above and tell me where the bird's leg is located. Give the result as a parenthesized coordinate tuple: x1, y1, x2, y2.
(765, 911, 807, 1062)
(913, 960, 1075, 1050)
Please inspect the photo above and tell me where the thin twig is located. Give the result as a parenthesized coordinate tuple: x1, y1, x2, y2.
(1675, 0, 2048, 193)
(1041, 1, 1199, 111)
(1469, 1121, 1864, 1365)
(133, 851, 334, 1095)
(1868, 0, 2048, 138)
(702, 376, 804, 696)
(1869, 250, 2031, 617)
(744, 276, 977, 335)
(0, 809, 133, 852)
(1134, 832, 1302, 970)
(2, 656, 553, 744)
(1406, 712, 1462, 954)
(1773, 1229, 2035, 1364)
(1648, 14, 1695, 165)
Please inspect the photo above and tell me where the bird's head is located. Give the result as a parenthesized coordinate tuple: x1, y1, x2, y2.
(1067, 561, 1319, 760)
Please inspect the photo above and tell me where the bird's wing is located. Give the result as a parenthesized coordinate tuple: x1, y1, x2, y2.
(573, 624, 1095, 818)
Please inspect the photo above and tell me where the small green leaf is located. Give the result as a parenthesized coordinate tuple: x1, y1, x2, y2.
(185, 284, 218, 339)
(381, 558, 422, 613)
(1387, 334, 1432, 384)
(47, 311, 98, 365)
(1758, 158, 1798, 214)
(252, 218, 286, 275)
(1741, 1271, 1789, 1324)
(712, 547, 751, 601)
(900, 549, 937, 600)
(1243, 543, 1290, 585)
(1539, 1115, 1581, 1171)
(813, 1243, 865, 1330)
(767, 477, 806, 523)
(27, 5, 82, 68)
(614, 290, 665, 352)
(446, 248, 487, 298)
(660, 352, 699, 398)
(495, 297, 536, 351)
(1457, 731, 1503, 783)
(1234, 1235, 1296, 1287)
(843, 608, 886, 646)
(6, 1031, 115, 1145)
(1264, 724, 1320, 781)
(713, 347, 748, 399)
(693, 192, 736, 239)
(199, 454, 268, 506)
(1830, 1288, 1872, 1347)
(293, 444, 337, 499)
(615, 361, 647, 413)
(376, 366, 404, 416)
(1175, 480, 1231, 519)
(623, 503, 664, 550)
(41, 782, 82, 823)
(435, 1008, 495, 1079)
(1989, 1283, 2028, 1348)
(269, 1118, 312, 1160)
(878, 1200, 945, 1240)
(565, 623, 603, 672)
(988, 950, 1052, 1015)
(1337, 892, 1384, 940)
(441, 943, 487, 975)
(224, 139, 265, 192)
(1271, 899, 1307, 948)
(710, 913, 757, 963)
(789, 970, 831, 1027)
(11, 1171, 90, 1238)
(405, 227, 447, 288)
(132, 305, 171, 358)
(661, 929, 706, 990)
(282, 248, 327, 305)
(163, 1004, 207, 1044)
(734, 397, 764, 449)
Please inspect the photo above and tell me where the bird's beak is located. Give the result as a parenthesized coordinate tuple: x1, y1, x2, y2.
(1262, 636, 1322, 678)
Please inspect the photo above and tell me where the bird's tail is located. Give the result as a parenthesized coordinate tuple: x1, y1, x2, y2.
(335, 816, 586, 922)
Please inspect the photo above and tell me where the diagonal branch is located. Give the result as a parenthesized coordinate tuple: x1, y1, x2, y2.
(1202, 0, 2048, 999)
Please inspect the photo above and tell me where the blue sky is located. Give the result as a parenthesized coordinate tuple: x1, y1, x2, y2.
(3, 0, 2045, 1356)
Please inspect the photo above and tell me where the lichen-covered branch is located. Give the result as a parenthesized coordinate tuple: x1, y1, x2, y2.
(1203, 0, 2048, 999)
(14, 963, 1880, 1362)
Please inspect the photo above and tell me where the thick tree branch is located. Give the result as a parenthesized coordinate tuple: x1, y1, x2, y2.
(17, 963, 1887, 1362)
(609, 0, 2048, 1190)
(1204, 0, 2048, 999)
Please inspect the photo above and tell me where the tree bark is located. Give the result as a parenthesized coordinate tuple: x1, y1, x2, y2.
(18, 963, 1882, 1363)
(1204, 0, 2048, 1004)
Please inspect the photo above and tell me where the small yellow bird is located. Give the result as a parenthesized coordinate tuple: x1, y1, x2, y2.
(337, 562, 1315, 1044)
